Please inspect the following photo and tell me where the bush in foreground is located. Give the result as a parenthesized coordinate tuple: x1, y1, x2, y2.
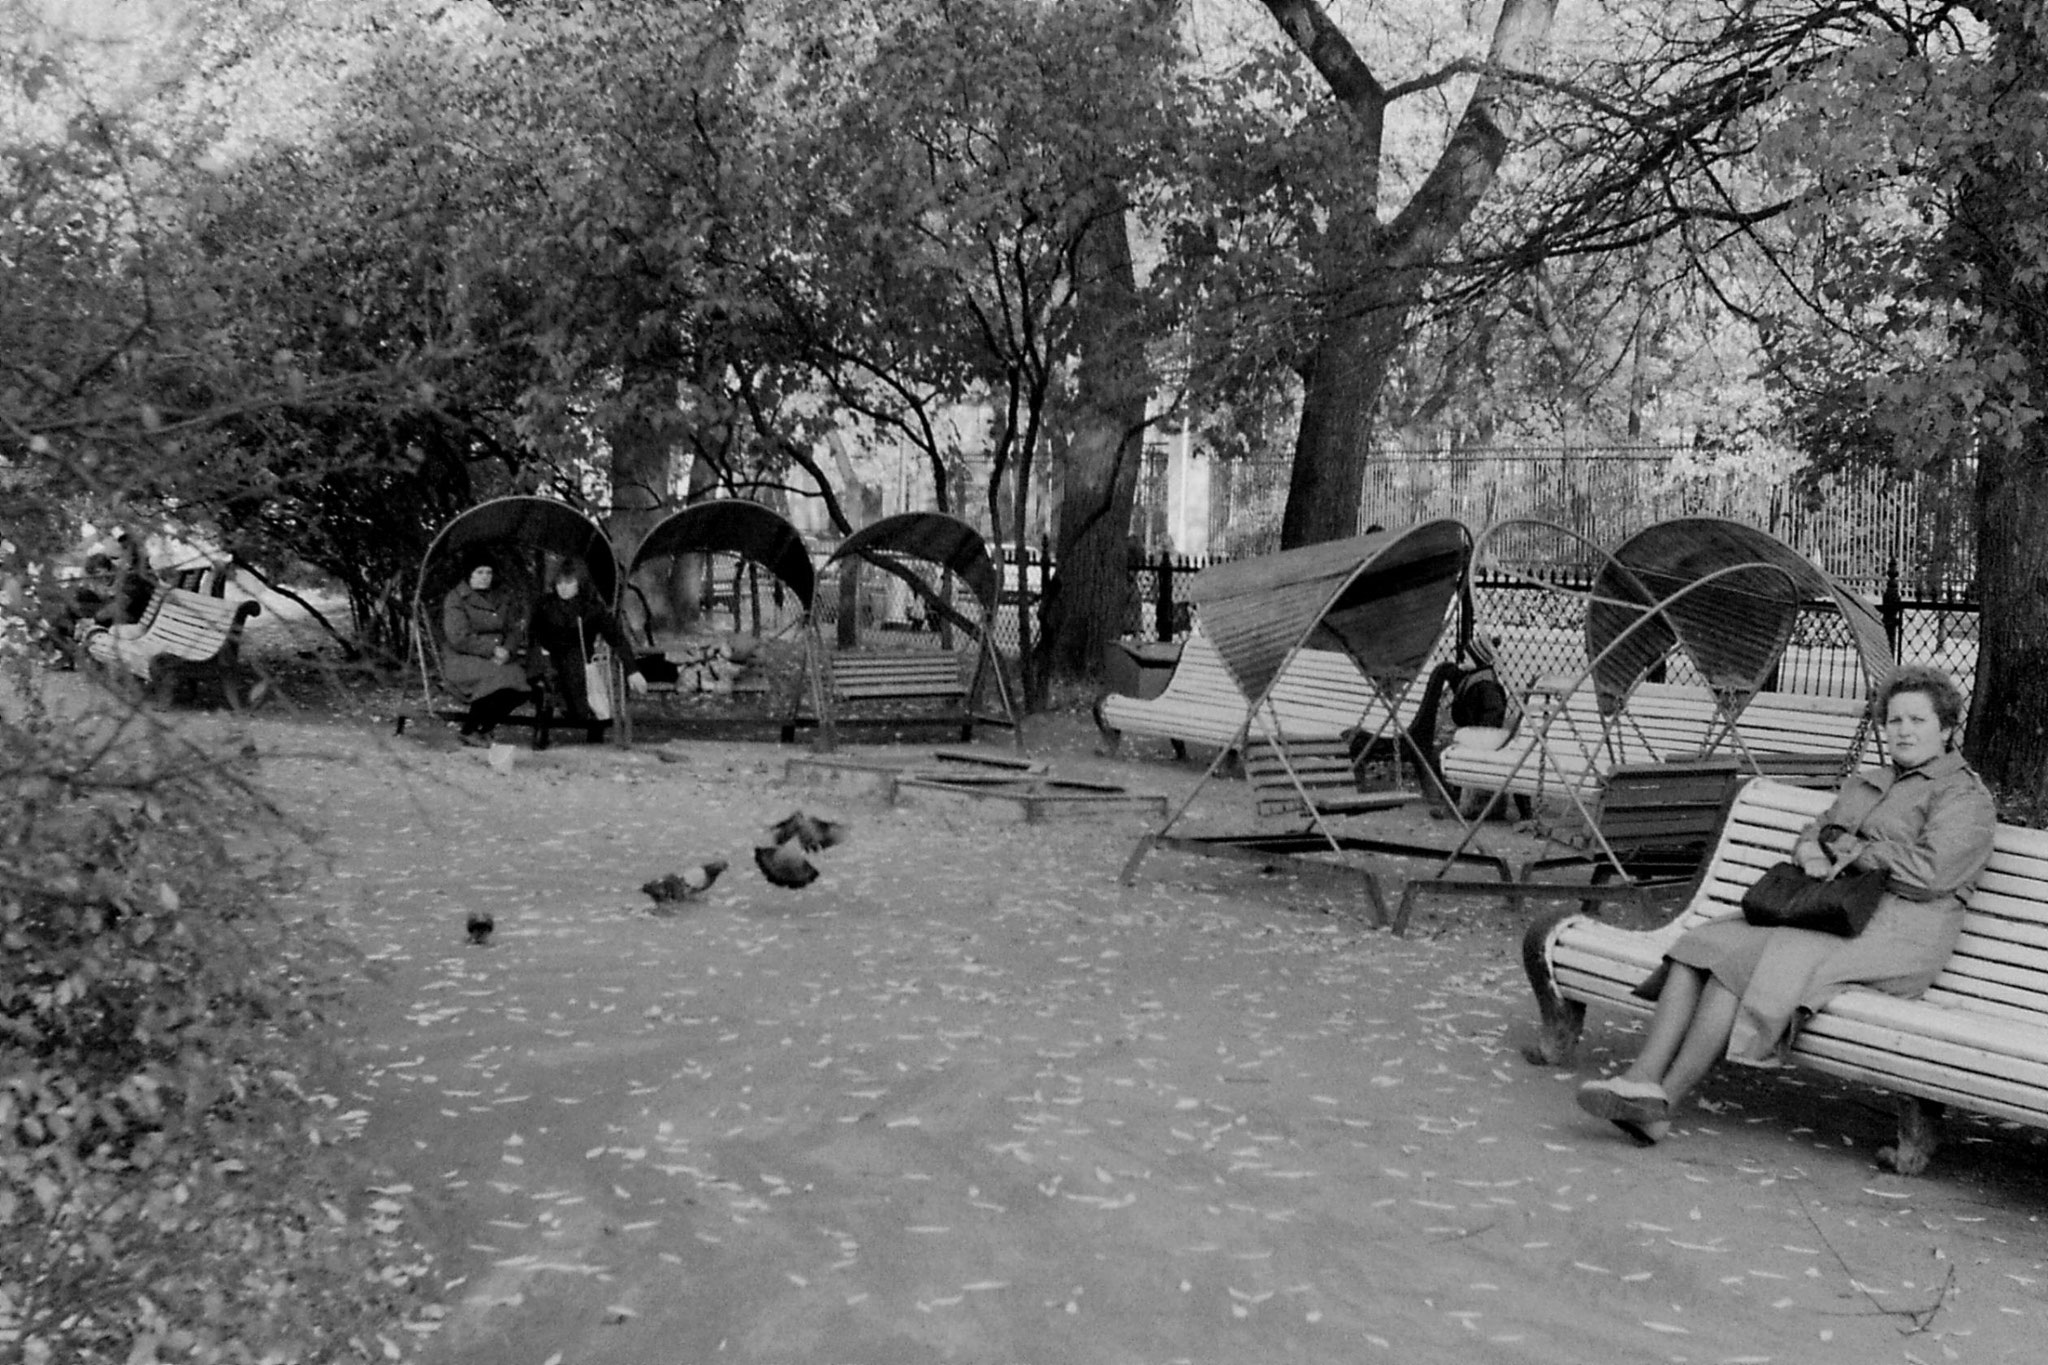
(0, 669, 433, 1363)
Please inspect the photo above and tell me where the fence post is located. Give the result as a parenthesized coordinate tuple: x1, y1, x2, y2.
(1881, 556, 1903, 659)
(1156, 551, 1174, 643)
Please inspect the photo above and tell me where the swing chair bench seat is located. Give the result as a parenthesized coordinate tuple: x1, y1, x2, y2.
(784, 651, 998, 742)
(1440, 681, 1872, 806)
(84, 588, 261, 708)
(1245, 737, 1415, 821)
(1096, 632, 1407, 760)
(1525, 776, 2048, 1175)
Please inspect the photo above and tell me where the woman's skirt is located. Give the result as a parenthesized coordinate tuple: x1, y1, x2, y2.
(1636, 895, 1965, 1064)
(443, 652, 529, 704)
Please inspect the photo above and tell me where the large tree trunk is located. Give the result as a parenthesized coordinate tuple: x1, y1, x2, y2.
(1967, 433, 2048, 803)
(1958, 4, 2048, 801)
(1280, 302, 1410, 547)
(1261, 0, 1557, 549)
(1044, 207, 1147, 685)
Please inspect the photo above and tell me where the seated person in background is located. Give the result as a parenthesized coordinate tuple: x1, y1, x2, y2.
(527, 566, 647, 740)
(441, 556, 535, 747)
(1574, 664, 1994, 1147)
(47, 553, 117, 661)
(1448, 633, 1514, 732)
(104, 530, 156, 626)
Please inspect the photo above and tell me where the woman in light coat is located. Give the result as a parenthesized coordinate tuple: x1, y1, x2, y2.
(1576, 664, 1995, 1144)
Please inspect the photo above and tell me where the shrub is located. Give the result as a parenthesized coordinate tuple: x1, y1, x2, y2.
(0, 671, 432, 1363)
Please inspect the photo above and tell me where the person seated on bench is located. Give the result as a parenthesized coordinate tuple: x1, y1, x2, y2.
(527, 565, 647, 741)
(442, 555, 536, 747)
(1382, 634, 1527, 819)
(1575, 665, 1994, 1145)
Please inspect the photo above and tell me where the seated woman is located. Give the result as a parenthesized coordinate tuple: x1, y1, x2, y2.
(1577, 664, 1995, 1144)
(526, 565, 647, 742)
(441, 556, 535, 747)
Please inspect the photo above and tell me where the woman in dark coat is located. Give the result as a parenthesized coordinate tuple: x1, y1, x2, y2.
(441, 558, 534, 745)
(1576, 664, 1995, 1145)
(527, 565, 646, 739)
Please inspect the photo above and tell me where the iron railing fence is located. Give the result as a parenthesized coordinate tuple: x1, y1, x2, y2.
(1148, 447, 1979, 602)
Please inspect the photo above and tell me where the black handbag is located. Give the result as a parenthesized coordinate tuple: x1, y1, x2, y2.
(1740, 861, 1888, 936)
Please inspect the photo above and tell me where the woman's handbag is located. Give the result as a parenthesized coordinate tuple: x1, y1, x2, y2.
(1740, 861, 1887, 936)
(578, 618, 613, 722)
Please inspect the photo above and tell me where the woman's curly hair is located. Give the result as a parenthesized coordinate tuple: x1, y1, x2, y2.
(1877, 664, 1967, 732)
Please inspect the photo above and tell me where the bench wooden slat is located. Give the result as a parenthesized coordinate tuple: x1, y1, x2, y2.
(1527, 775, 2048, 1172)
(1098, 629, 1432, 758)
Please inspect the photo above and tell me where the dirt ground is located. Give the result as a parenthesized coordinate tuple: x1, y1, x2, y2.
(52, 631, 2048, 1365)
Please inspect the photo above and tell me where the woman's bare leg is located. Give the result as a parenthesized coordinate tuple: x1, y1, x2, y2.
(1621, 964, 1705, 1086)
(1654, 979, 1740, 1108)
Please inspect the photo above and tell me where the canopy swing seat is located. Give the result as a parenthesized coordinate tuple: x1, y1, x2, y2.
(1118, 520, 1515, 929)
(620, 500, 826, 743)
(1407, 516, 1895, 926)
(408, 496, 624, 745)
(790, 512, 1023, 751)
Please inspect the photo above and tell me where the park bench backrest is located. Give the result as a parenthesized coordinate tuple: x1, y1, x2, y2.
(826, 651, 970, 701)
(143, 592, 258, 662)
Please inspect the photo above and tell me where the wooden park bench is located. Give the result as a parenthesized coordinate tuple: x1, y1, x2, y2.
(84, 587, 262, 708)
(1523, 776, 2048, 1175)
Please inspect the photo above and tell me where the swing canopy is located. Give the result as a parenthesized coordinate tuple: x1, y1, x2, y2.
(415, 496, 620, 615)
(1189, 519, 1473, 712)
(824, 511, 1000, 633)
(627, 501, 817, 612)
(1586, 517, 1892, 703)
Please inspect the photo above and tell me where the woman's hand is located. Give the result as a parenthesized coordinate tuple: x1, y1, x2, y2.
(626, 670, 649, 697)
(1798, 850, 1835, 880)
(491, 646, 509, 665)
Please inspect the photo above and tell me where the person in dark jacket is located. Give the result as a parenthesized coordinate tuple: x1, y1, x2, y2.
(441, 557, 534, 746)
(527, 565, 647, 740)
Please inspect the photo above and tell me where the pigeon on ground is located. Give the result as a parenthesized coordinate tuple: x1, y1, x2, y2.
(641, 860, 729, 907)
(466, 910, 495, 946)
(753, 837, 819, 889)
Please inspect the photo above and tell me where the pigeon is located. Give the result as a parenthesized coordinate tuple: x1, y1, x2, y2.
(753, 810, 848, 889)
(768, 810, 849, 854)
(753, 837, 819, 889)
(641, 859, 729, 908)
(466, 910, 494, 946)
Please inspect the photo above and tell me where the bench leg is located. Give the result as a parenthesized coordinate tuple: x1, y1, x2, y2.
(1878, 1097, 1945, 1176)
(1520, 907, 1588, 1065)
(1089, 697, 1123, 756)
(1119, 834, 1156, 886)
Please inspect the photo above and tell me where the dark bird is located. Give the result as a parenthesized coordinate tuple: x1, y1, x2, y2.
(769, 810, 850, 853)
(641, 860, 729, 907)
(754, 837, 819, 889)
(465, 910, 494, 946)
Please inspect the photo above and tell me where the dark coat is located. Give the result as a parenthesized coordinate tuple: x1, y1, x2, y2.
(441, 582, 530, 702)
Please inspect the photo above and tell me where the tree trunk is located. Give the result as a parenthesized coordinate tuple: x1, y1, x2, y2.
(606, 358, 672, 567)
(1044, 206, 1147, 685)
(1957, 5, 2048, 804)
(1280, 303, 1410, 547)
(1262, 0, 1557, 549)
(1966, 433, 2048, 804)
(606, 358, 673, 645)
